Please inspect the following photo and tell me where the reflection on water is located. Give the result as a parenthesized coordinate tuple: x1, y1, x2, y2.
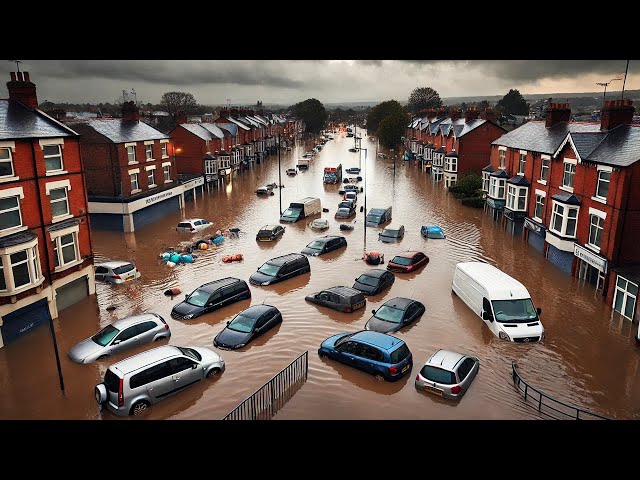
(1, 132, 639, 420)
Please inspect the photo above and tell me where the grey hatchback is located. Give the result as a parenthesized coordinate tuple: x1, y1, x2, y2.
(414, 349, 480, 400)
(305, 286, 366, 313)
(68, 313, 170, 364)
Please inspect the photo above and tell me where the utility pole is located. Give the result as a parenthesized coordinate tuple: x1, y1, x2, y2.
(278, 133, 282, 215)
(621, 60, 630, 100)
(360, 147, 368, 255)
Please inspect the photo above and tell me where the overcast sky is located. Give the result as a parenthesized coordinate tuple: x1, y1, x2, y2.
(1, 60, 638, 106)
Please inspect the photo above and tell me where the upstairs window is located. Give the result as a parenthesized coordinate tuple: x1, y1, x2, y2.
(595, 170, 610, 201)
(0, 147, 14, 178)
(127, 145, 136, 164)
(550, 201, 579, 238)
(50, 188, 69, 218)
(0, 196, 22, 231)
(499, 149, 506, 169)
(43, 144, 63, 172)
(145, 143, 154, 160)
(518, 152, 526, 175)
(562, 161, 576, 189)
(540, 156, 550, 182)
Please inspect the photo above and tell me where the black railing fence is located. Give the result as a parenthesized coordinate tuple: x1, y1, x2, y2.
(222, 351, 308, 420)
(512, 362, 609, 420)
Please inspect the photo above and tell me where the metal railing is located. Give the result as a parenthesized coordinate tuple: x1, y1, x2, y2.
(222, 351, 308, 420)
(512, 362, 609, 420)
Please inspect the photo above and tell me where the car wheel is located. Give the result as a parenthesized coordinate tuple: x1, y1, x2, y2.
(207, 368, 221, 378)
(374, 372, 385, 381)
(130, 400, 150, 416)
(318, 350, 327, 358)
(97, 355, 108, 361)
(154, 336, 165, 342)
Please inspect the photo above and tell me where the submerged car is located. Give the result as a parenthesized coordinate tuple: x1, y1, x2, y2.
(345, 167, 361, 174)
(170, 277, 250, 320)
(387, 251, 429, 273)
(286, 168, 297, 176)
(309, 218, 330, 230)
(95, 261, 141, 284)
(415, 349, 479, 400)
(353, 269, 395, 295)
(305, 286, 366, 313)
(69, 313, 170, 364)
(249, 253, 310, 286)
(364, 297, 425, 333)
(176, 218, 212, 233)
(318, 330, 413, 382)
(213, 304, 282, 350)
(378, 224, 405, 243)
(256, 224, 285, 242)
(335, 206, 356, 219)
(302, 235, 347, 256)
(421, 225, 446, 239)
(339, 184, 362, 195)
(256, 185, 275, 195)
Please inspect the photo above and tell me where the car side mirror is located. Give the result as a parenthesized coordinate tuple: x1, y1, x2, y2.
(185, 294, 188, 300)
(355, 278, 358, 282)
(192, 363, 198, 369)
(371, 309, 377, 315)
(482, 311, 494, 322)
(112, 340, 121, 345)
(536, 307, 542, 315)
(226, 320, 230, 325)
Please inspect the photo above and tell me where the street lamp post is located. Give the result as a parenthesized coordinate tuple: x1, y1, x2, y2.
(360, 147, 368, 254)
(278, 133, 282, 215)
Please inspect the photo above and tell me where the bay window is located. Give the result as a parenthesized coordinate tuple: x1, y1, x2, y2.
(0, 234, 43, 295)
(489, 177, 506, 199)
(482, 172, 490, 192)
(205, 159, 216, 174)
(549, 201, 579, 238)
(506, 185, 528, 211)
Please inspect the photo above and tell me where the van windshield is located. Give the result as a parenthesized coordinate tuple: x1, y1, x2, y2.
(367, 214, 381, 224)
(491, 299, 537, 323)
(258, 263, 280, 277)
(281, 208, 301, 220)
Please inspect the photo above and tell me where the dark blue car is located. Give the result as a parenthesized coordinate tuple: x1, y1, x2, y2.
(318, 330, 413, 381)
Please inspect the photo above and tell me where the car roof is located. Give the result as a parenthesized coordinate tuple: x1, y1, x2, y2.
(423, 225, 443, 231)
(180, 218, 206, 223)
(266, 253, 307, 266)
(238, 304, 278, 318)
(110, 345, 183, 374)
(359, 269, 388, 278)
(380, 297, 415, 310)
(455, 262, 530, 300)
(313, 235, 344, 243)
(384, 224, 403, 229)
(426, 349, 467, 370)
(351, 330, 404, 351)
(369, 207, 390, 214)
(325, 286, 364, 297)
(392, 251, 421, 258)
(110, 313, 161, 329)
(312, 219, 329, 224)
(96, 261, 133, 269)
(260, 224, 280, 230)
(197, 277, 244, 293)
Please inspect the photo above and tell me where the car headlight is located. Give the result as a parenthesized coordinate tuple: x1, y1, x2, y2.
(261, 281, 270, 286)
(235, 343, 246, 348)
(183, 314, 194, 320)
(498, 331, 510, 341)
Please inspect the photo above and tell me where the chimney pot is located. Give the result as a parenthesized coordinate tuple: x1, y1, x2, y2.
(16, 71, 23, 82)
(24, 72, 30, 82)
(10, 72, 16, 81)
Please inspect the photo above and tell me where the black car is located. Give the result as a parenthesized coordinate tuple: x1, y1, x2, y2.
(364, 297, 425, 333)
(249, 253, 310, 286)
(213, 304, 282, 350)
(305, 286, 366, 313)
(301, 235, 347, 256)
(352, 269, 395, 296)
(256, 224, 285, 242)
(171, 277, 250, 320)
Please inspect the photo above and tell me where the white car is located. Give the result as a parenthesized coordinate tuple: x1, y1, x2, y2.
(95, 261, 141, 284)
(176, 218, 212, 233)
(309, 219, 329, 230)
(256, 185, 274, 195)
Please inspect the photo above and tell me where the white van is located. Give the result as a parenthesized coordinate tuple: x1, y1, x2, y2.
(452, 262, 544, 343)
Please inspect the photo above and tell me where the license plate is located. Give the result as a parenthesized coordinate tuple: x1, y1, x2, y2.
(353, 301, 365, 310)
(423, 385, 443, 396)
(125, 276, 134, 281)
(401, 364, 410, 373)
(258, 238, 270, 242)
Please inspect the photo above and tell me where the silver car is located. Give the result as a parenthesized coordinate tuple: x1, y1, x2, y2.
(94, 344, 225, 416)
(95, 261, 141, 284)
(176, 218, 212, 233)
(414, 349, 479, 400)
(68, 313, 170, 364)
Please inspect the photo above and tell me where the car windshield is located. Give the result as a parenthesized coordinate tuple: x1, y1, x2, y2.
(306, 241, 325, 250)
(334, 333, 355, 347)
(374, 305, 405, 324)
(356, 275, 379, 287)
(177, 222, 190, 228)
(391, 256, 411, 266)
(186, 289, 210, 307)
(91, 324, 119, 346)
(421, 365, 456, 384)
(390, 343, 410, 363)
(337, 208, 351, 216)
(177, 346, 201, 361)
(258, 263, 280, 277)
(258, 229, 272, 237)
(367, 214, 381, 223)
(491, 299, 538, 323)
(381, 229, 399, 237)
(228, 314, 258, 333)
(113, 264, 134, 275)
(312, 221, 327, 227)
(282, 208, 300, 219)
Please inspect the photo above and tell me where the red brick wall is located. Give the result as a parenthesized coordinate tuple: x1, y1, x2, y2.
(170, 127, 208, 175)
(457, 123, 506, 176)
(614, 163, 640, 265)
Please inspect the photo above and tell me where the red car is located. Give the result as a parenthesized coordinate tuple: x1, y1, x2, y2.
(386, 251, 429, 273)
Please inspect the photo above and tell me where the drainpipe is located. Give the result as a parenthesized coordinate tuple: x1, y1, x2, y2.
(30, 139, 65, 393)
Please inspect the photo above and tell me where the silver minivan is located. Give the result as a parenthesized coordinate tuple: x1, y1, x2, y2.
(95, 345, 225, 417)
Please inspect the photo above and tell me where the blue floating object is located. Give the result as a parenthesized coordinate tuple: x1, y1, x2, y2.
(161, 253, 170, 261)
(180, 254, 194, 263)
(169, 253, 181, 263)
(211, 235, 225, 245)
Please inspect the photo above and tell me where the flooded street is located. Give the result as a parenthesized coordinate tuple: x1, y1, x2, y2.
(2, 131, 639, 420)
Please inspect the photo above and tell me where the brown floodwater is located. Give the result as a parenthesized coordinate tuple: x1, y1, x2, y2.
(1, 131, 639, 420)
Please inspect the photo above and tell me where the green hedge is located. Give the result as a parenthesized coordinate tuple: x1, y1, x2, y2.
(460, 196, 486, 208)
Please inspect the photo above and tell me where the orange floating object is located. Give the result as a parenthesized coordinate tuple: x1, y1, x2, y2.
(222, 253, 243, 263)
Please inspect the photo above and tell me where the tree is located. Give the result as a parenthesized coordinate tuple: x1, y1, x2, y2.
(496, 89, 529, 116)
(160, 91, 198, 117)
(290, 98, 327, 133)
(377, 111, 407, 149)
(477, 100, 491, 110)
(366, 100, 406, 134)
(407, 87, 443, 114)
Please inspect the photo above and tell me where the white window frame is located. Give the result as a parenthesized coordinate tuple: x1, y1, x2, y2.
(49, 187, 70, 219)
(145, 165, 157, 188)
(498, 147, 506, 169)
(533, 194, 545, 222)
(507, 185, 528, 211)
(205, 159, 216, 175)
(161, 143, 169, 159)
(482, 171, 490, 192)
(0, 144, 16, 179)
(587, 213, 605, 252)
(163, 164, 171, 183)
(50, 224, 81, 272)
(539, 155, 550, 184)
(144, 141, 154, 161)
(595, 167, 611, 202)
(0, 187, 25, 236)
(561, 159, 577, 192)
(489, 177, 506, 199)
(125, 143, 137, 164)
(42, 143, 64, 173)
(130, 172, 140, 194)
(0, 236, 43, 295)
(614, 276, 637, 320)
(549, 200, 579, 238)
(518, 150, 527, 175)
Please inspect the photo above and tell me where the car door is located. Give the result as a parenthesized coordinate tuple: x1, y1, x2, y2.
(109, 325, 140, 354)
(206, 291, 223, 311)
(458, 358, 477, 390)
(335, 341, 359, 366)
(278, 263, 291, 281)
(329, 292, 342, 310)
(135, 320, 159, 344)
(360, 345, 384, 374)
(140, 361, 174, 404)
(386, 272, 395, 290)
(253, 312, 271, 339)
(95, 266, 108, 282)
(170, 356, 203, 394)
(404, 304, 418, 325)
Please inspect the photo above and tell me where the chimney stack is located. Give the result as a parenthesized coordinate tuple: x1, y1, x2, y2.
(449, 107, 461, 121)
(176, 112, 188, 125)
(464, 106, 479, 122)
(481, 108, 497, 123)
(545, 102, 571, 128)
(600, 99, 634, 131)
(121, 101, 140, 122)
(7, 71, 38, 109)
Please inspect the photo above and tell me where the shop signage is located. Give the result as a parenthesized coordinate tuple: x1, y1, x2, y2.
(574, 244, 607, 272)
(524, 218, 546, 237)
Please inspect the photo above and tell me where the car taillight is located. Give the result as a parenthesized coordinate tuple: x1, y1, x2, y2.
(451, 385, 462, 394)
(112, 274, 121, 280)
(415, 374, 419, 381)
(117, 377, 124, 407)
(344, 305, 351, 312)
(164, 324, 169, 331)
(389, 365, 398, 375)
